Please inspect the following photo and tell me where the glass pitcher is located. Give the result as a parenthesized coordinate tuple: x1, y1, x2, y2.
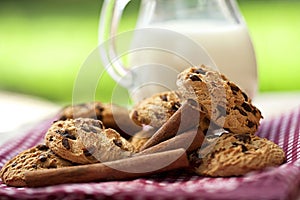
(99, 0, 257, 101)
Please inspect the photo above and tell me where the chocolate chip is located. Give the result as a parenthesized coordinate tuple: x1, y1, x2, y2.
(49, 136, 54, 142)
(32, 164, 37, 169)
(82, 123, 101, 133)
(62, 130, 76, 139)
(234, 106, 247, 116)
(189, 74, 202, 81)
(232, 142, 248, 152)
(234, 134, 251, 143)
(83, 149, 91, 157)
(228, 82, 240, 93)
(241, 144, 248, 152)
(83, 146, 96, 157)
(242, 102, 252, 112)
(160, 94, 168, 102)
(65, 134, 76, 140)
(91, 126, 101, 133)
(189, 152, 203, 168)
(37, 144, 49, 151)
(113, 139, 123, 148)
(91, 120, 103, 129)
(221, 74, 227, 81)
(171, 102, 181, 111)
(231, 142, 248, 152)
(194, 68, 206, 75)
(241, 92, 248, 101)
(203, 117, 210, 124)
(232, 142, 238, 147)
(57, 123, 64, 128)
(247, 120, 255, 128)
(95, 104, 104, 112)
(39, 155, 47, 162)
(132, 110, 139, 119)
(11, 162, 17, 167)
(59, 116, 67, 120)
(57, 130, 76, 140)
(96, 115, 103, 121)
(82, 125, 91, 132)
(62, 138, 70, 149)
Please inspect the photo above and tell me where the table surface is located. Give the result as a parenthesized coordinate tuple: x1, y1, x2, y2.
(0, 91, 299, 200)
(0, 90, 299, 146)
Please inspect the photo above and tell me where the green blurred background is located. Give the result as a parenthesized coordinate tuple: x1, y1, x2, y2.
(0, 0, 300, 104)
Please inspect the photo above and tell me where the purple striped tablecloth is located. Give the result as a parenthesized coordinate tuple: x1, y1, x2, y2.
(0, 107, 299, 200)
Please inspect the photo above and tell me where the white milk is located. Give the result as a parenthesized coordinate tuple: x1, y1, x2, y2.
(128, 20, 257, 101)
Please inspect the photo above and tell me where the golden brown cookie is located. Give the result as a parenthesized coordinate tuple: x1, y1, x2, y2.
(0, 144, 73, 187)
(129, 129, 156, 152)
(177, 65, 262, 134)
(130, 91, 182, 128)
(45, 118, 134, 164)
(189, 132, 286, 177)
(58, 102, 141, 139)
(58, 101, 105, 121)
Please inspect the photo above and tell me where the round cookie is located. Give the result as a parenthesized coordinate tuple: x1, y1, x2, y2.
(0, 144, 73, 187)
(58, 101, 105, 121)
(58, 102, 141, 138)
(129, 129, 156, 153)
(130, 91, 212, 134)
(45, 118, 135, 164)
(177, 65, 262, 134)
(189, 132, 286, 177)
(130, 91, 182, 128)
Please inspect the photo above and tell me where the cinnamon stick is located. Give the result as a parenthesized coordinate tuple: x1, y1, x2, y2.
(140, 99, 204, 150)
(137, 128, 205, 156)
(24, 148, 189, 187)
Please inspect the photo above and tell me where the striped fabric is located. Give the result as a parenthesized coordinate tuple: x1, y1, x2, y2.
(0, 107, 299, 200)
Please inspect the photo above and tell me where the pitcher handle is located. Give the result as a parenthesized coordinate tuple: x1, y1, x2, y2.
(98, 0, 131, 86)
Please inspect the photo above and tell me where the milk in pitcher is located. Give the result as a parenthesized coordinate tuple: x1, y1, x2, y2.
(129, 20, 257, 98)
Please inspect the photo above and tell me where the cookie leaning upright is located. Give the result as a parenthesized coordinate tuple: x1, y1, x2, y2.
(129, 129, 156, 153)
(58, 101, 141, 138)
(45, 118, 135, 164)
(130, 91, 183, 128)
(0, 144, 73, 187)
(177, 65, 262, 134)
(190, 132, 286, 177)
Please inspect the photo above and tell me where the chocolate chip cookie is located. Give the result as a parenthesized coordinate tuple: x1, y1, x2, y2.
(190, 132, 286, 177)
(129, 129, 156, 152)
(58, 101, 105, 121)
(130, 91, 183, 128)
(0, 144, 73, 187)
(177, 65, 262, 134)
(45, 118, 134, 164)
(58, 102, 141, 138)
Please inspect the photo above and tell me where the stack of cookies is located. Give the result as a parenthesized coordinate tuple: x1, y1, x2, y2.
(0, 103, 142, 187)
(0, 65, 286, 187)
(130, 65, 285, 176)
